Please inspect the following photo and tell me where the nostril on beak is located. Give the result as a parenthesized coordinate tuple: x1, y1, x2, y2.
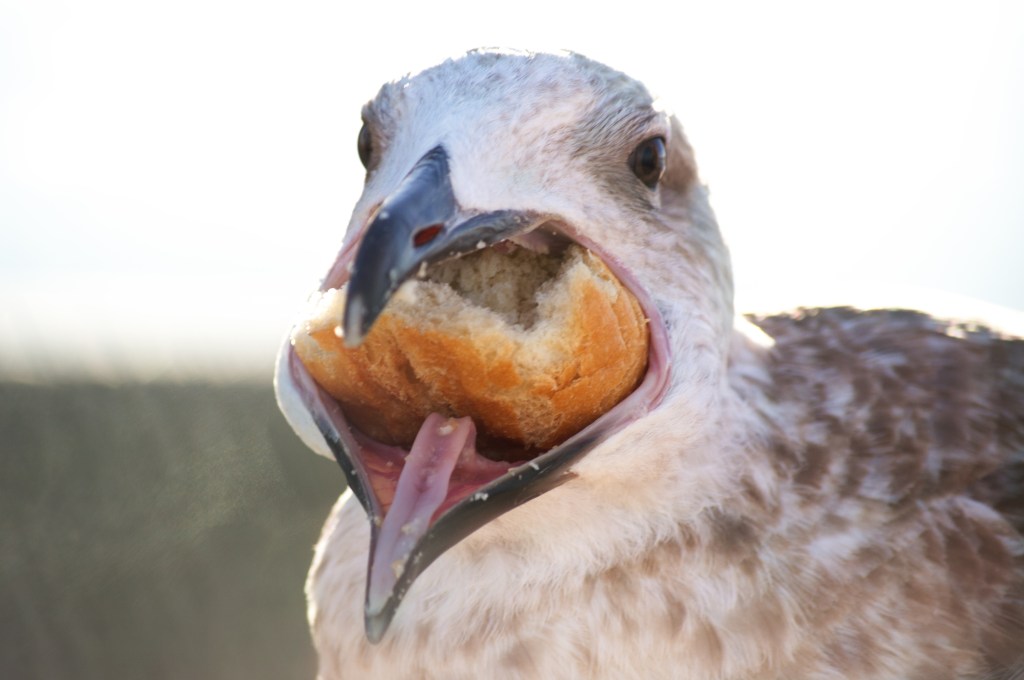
(413, 224, 444, 248)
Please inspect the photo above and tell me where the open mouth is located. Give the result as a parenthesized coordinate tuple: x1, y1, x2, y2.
(289, 219, 671, 507)
(278, 147, 671, 640)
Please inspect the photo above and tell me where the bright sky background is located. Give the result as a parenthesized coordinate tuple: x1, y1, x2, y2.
(1, 0, 1022, 379)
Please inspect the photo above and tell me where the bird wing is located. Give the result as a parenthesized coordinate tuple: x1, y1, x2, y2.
(748, 306, 1024, 529)
(745, 306, 1024, 672)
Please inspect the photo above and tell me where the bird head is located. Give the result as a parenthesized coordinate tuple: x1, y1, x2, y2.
(275, 49, 737, 641)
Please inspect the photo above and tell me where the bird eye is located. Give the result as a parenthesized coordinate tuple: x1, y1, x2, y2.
(357, 123, 373, 169)
(629, 137, 666, 189)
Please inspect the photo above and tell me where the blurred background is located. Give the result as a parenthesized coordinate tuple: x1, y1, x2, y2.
(1, 1, 1022, 678)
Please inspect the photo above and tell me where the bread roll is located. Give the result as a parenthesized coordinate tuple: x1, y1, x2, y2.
(293, 244, 648, 455)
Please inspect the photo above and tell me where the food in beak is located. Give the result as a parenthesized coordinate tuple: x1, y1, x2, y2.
(292, 242, 648, 460)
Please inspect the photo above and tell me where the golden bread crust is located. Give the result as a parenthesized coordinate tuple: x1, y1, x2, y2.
(294, 248, 648, 451)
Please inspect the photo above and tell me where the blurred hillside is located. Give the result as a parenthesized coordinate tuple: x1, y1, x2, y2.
(0, 379, 343, 679)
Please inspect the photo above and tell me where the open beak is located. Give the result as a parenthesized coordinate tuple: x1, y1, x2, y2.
(283, 144, 671, 643)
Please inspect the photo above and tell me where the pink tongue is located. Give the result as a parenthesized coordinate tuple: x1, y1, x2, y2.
(366, 413, 477, 614)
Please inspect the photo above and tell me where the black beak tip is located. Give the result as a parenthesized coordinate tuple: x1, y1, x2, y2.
(364, 609, 393, 644)
(340, 293, 368, 348)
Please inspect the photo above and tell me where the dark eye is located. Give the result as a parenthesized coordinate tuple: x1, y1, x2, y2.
(629, 137, 666, 189)
(357, 123, 373, 169)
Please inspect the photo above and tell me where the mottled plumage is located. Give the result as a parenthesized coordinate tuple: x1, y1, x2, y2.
(276, 49, 1024, 679)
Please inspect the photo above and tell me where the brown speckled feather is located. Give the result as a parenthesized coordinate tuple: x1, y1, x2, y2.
(747, 307, 1024, 676)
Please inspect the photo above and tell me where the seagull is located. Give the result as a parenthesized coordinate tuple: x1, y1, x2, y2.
(274, 48, 1024, 679)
